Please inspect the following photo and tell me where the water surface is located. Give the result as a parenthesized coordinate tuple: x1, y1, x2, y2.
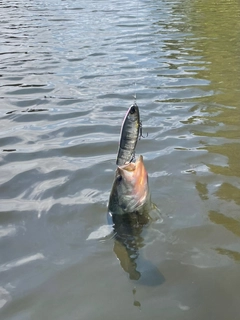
(0, 0, 240, 319)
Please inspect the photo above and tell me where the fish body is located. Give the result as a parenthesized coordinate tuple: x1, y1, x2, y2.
(107, 156, 163, 284)
(108, 155, 151, 216)
(116, 103, 140, 166)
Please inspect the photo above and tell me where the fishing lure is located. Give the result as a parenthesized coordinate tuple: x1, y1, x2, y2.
(116, 103, 140, 166)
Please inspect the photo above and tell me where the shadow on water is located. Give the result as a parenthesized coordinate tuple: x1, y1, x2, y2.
(188, 0, 240, 266)
(110, 212, 165, 286)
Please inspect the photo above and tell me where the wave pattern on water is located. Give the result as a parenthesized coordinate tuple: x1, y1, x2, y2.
(0, 0, 240, 319)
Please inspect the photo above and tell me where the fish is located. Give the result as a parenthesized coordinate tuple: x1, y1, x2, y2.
(107, 155, 164, 284)
(116, 103, 141, 166)
(108, 155, 151, 217)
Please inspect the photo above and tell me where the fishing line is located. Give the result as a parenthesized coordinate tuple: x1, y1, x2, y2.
(132, 0, 148, 140)
(133, 0, 140, 104)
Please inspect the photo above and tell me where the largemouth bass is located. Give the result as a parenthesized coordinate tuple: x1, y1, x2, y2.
(108, 155, 151, 216)
(116, 103, 140, 166)
(107, 156, 163, 284)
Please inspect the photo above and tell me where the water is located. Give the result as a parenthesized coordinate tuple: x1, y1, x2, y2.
(0, 0, 240, 319)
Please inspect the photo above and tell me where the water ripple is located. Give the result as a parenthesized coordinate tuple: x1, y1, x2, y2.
(0, 0, 239, 319)
(0, 253, 45, 272)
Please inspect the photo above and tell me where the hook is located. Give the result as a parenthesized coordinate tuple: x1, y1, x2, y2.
(139, 121, 148, 139)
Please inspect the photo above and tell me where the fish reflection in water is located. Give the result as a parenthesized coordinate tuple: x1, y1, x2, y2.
(109, 210, 165, 286)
